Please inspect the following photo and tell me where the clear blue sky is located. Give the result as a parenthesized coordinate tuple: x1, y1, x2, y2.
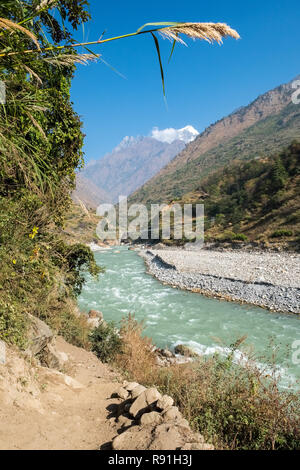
(70, 0, 300, 162)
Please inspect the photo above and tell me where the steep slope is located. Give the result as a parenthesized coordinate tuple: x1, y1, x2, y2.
(130, 76, 300, 205)
(79, 137, 186, 202)
(146, 142, 300, 248)
(72, 174, 111, 208)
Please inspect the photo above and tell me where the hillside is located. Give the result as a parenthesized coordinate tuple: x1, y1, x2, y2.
(154, 142, 300, 248)
(130, 76, 300, 205)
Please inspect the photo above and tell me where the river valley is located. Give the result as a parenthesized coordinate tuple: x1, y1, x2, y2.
(78, 247, 300, 390)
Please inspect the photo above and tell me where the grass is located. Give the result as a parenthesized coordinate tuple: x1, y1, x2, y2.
(96, 315, 300, 450)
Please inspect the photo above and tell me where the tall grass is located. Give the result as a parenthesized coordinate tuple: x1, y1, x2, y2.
(105, 315, 300, 450)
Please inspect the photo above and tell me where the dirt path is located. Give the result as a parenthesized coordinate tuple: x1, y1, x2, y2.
(0, 337, 123, 450)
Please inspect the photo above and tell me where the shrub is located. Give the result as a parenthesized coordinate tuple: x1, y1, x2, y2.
(115, 314, 157, 383)
(109, 316, 300, 450)
(90, 321, 123, 363)
(0, 299, 28, 349)
(232, 233, 248, 241)
(271, 229, 293, 238)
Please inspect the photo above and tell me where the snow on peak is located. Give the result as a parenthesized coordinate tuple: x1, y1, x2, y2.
(151, 125, 199, 144)
(113, 135, 144, 152)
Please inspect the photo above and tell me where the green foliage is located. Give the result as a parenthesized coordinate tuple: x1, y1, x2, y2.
(89, 321, 123, 363)
(0, 1, 102, 346)
(0, 298, 28, 348)
(271, 229, 293, 238)
(52, 308, 91, 349)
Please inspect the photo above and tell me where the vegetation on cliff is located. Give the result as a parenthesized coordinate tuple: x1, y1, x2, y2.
(0, 0, 100, 347)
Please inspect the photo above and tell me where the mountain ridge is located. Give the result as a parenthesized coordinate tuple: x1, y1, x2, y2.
(130, 75, 300, 206)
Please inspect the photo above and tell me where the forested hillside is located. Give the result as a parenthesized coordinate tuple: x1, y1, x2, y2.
(158, 142, 300, 247)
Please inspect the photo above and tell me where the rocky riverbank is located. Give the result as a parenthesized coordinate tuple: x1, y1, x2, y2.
(139, 249, 300, 314)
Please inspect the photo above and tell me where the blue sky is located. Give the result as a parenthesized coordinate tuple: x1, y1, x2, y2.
(70, 0, 300, 162)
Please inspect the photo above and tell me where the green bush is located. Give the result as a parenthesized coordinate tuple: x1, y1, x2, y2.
(0, 299, 28, 349)
(271, 229, 293, 238)
(232, 233, 248, 241)
(89, 321, 123, 363)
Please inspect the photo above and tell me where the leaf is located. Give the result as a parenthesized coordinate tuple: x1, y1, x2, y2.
(151, 32, 165, 96)
(168, 35, 178, 63)
(137, 21, 179, 33)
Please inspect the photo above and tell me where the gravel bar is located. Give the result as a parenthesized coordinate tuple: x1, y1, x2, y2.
(139, 249, 300, 314)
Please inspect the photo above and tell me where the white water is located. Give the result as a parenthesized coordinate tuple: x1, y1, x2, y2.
(78, 247, 300, 389)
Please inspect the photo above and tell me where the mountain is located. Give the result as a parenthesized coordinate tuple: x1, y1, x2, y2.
(130, 75, 300, 206)
(76, 132, 197, 204)
(72, 174, 111, 209)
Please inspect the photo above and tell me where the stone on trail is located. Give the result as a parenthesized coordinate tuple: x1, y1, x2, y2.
(140, 411, 162, 426)
(162, 406, 182, 421)
(26, 314, 53, 356)
(131, 384, 147, 399)
(156, 395, 174, 411)
(129, 387, 162, 418)
(125, 382, 139, 392)
(116, 387, 129, 400)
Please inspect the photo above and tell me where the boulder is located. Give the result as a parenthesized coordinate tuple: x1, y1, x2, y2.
(117, 414, 134, 429)
(88, 310, 103, 321)
(149, 423, 193, 450)
(26, 314, 53, 356)
(157, 395, 174, 411)
(116, 387, 129, 400)
(174, 344, 199, 358)
(125, 382, 139, 392)
(160, 348, 173, 358)
(40, 339, 68, 370)
(112, 425, 153, 450)
(129, 388, 161, 418)
(131, 385, 147, 399)
(140, 411, 162, 426)
(162, 406, 182, 421)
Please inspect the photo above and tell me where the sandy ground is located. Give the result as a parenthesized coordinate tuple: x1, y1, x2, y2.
(0, 337, 122, 450)
(149, 249, 300, 288)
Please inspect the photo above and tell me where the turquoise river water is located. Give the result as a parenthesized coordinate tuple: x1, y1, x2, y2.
(78, 247, 300, 389)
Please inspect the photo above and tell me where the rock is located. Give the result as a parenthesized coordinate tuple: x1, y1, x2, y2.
(64, 375, 84, 390)
(87, 318, 101, 329)
(125, 382, 139, 392)
(112, 425, 153, 450)
(162, 406, 182, 421)
(40, 338, 68, 370)
(116, 387, 129, 400)
(129, 388, 162, 418)
(174, 344, 199, 358)
(157, 395, 174, 411)
(117, 414, 133, 428)
(140, 411, 162, 426)
(88, 310, 103, 320)
(149, 423, 191, 450)
(160, 348, 173, 358)
(26, 314, 53, 356)
(131, 385, 147, 399)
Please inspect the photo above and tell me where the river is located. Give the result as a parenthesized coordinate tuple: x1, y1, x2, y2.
(78, 246, 300, 389)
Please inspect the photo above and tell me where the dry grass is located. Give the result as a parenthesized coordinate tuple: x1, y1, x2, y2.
(115, 314, 157, 384)
(159, 22, 240, 45)
(113, 315, 300, 450)
(0, 17, 40, 50)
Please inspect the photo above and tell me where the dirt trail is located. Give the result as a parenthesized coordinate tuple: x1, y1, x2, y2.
(0, 337, 122, 450)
